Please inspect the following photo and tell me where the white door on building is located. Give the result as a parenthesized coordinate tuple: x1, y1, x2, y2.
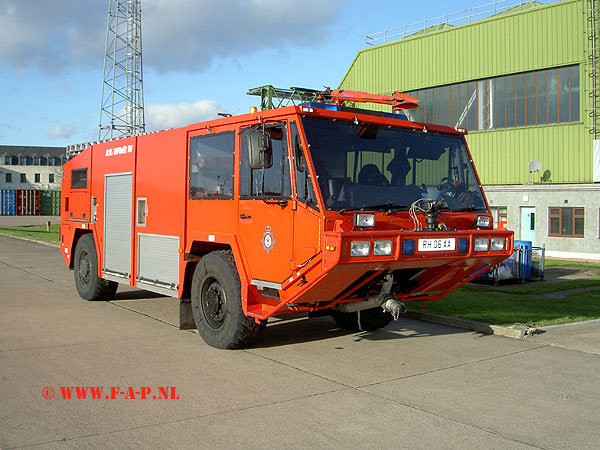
(520, 206, 536, 244)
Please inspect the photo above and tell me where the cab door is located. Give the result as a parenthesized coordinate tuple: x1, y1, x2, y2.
(290, 121, 321, 267)
(238, 122, 294, 287)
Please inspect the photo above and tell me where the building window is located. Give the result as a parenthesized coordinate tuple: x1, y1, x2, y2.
(490, 206, 508, 230)
(20, 173, 26, 183)
(549, 207, 584, 237)
(49, 173, 55, 183)
(5, 173, 12, 183)
(407, 65, 580, 131)
(34, 173, 40, 183)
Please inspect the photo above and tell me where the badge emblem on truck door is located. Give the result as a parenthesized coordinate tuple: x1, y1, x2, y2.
(261, 226, 275, 254)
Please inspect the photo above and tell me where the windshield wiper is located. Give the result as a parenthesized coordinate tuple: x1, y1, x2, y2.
(439, 206, 487, 213)
(338, 202, 407, 215)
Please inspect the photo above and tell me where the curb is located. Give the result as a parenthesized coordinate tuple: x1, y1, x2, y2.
(0, 232, 60, 248)
(404, 310, 534, 339)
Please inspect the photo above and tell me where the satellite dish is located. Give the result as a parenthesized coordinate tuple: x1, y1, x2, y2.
(541, 169, 552, 183)
(528, 160, 542, 172)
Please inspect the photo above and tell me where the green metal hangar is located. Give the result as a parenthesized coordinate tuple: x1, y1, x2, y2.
(339, 0, 600, 260)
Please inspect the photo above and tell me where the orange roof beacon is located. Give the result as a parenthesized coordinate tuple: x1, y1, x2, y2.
(60, 87, 513, 349)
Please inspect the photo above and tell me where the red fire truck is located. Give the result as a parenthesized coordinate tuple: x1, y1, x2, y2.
(60, 87, 513, 348)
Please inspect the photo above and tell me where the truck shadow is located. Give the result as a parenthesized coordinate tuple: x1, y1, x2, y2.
(111, 289, 166, 300)
(250, 314, 470, 349)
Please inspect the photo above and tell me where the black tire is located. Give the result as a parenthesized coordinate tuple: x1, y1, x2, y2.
(331, 307, 393, 332)
(191, 250, 265, 349)
(73, 233, 118, 301)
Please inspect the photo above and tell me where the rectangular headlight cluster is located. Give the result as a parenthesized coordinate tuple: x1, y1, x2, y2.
(474, 237, 506, 252)
(374, 240, 393, 256)
(491, 238, 506, 251)
(350, 240, 393, 257)
(474, 238, 489, 252)
(350, 241, 370, 257)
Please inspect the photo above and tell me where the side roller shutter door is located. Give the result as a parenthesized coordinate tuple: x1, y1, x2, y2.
(104, 173, 132, 278)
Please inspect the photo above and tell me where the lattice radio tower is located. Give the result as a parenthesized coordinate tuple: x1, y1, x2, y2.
(98, 0, 145, 141)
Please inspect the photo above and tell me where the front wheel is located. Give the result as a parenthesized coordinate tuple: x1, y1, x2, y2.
(191, 251, 265, 349)
(73, 234, 118, 300)
(331, 307, 393, 332)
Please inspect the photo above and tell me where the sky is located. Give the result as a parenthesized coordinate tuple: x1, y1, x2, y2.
(0, 0, 501, 147)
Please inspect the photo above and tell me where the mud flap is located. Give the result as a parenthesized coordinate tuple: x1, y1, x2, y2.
(179, 298, 196, 330)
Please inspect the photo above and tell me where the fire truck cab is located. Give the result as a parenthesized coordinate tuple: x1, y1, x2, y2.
(61, 89, 513, 348)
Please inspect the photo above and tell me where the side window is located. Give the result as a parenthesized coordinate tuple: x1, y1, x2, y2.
(240, 123, 291, 199)
(189, 131, 235, 199)
(291, 121, 318, 210)
(71, 168, 87, 189)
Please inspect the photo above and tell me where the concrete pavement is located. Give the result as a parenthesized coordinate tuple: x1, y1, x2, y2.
(1, 234, 600, 449)
(0, 215, 61, 227)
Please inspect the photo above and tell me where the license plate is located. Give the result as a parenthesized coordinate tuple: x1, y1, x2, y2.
(418, 238, 456, 252)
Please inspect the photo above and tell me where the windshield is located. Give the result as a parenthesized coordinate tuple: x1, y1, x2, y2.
(301, 117, 487, 213)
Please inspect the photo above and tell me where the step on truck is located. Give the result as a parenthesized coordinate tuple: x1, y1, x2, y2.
(60, 87, 513, 349)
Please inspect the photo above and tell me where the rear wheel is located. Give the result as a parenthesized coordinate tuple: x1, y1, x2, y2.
(191, 251, 265, 349)
(331, 307, 393, 332)
(73, 234, 118, 300)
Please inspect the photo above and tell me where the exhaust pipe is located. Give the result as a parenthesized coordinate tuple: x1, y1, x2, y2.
(380, 295, 407, 321)
(332, 294, 406, 321)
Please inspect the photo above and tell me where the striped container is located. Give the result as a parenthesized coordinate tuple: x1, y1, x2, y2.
(16, 189, 41, 216)
(1, 189, 16, 216)
(41, 190, 61, 215)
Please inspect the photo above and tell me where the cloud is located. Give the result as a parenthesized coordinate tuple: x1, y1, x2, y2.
(0, 0, 348, 74)
(0, 0, 105, 72)
(48, 125, 76, 139)
(145, 99, 222, 131)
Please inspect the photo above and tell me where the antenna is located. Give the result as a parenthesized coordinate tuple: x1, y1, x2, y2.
(98, 0, 145, 141)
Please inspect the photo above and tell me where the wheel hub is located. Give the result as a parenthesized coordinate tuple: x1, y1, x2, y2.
(202, 278, 226, 329)
(78, 250, 91, 286)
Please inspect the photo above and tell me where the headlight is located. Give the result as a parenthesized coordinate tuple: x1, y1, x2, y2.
(491, 238, 505, 251)
(350, 241, 371, 257)
(353, 213, 375, 227)
(476, 215, 491, 228)
(374, 240, 393, 256)
(474, 238, 489, 252)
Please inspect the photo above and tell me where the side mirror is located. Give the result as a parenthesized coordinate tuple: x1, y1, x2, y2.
(248, 132, 272, 169)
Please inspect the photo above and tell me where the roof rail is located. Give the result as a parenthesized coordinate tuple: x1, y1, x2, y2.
(365, 0, 552, 47)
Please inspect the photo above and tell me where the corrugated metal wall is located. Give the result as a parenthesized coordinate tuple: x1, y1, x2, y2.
(339, 0, 590, 185)
(467, 123, 588, 184)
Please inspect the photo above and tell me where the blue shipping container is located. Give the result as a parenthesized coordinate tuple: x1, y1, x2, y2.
(1, 189, 16, 215)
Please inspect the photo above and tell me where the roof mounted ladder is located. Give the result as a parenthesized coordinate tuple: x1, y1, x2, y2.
(248, 85, 419, 112)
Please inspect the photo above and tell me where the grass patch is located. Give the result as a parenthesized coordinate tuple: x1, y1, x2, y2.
(410, 282, 600, 327)
(544, 259, 600, 269)
(465, 278, 600, 295)
(0, 224, 60, 243)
